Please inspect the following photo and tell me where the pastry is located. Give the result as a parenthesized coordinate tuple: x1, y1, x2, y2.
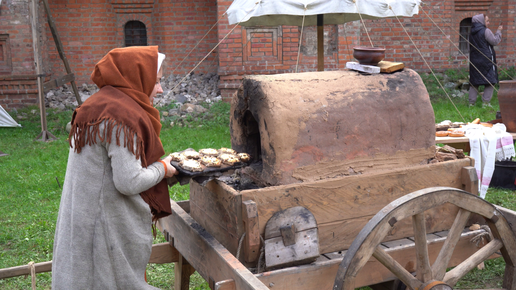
(199, 148, 219, 157)
(449, 131, 465, 137)
(237, 153, 251, 162)
(219, 153, 240, 166)
(435, 131, 449, 137)
(179, 159, 203, 172)
(201, 156, 222, 167)
(182, 150, 200, 159)
(169, 152, 186, 162)
(219, 147, 237, 155)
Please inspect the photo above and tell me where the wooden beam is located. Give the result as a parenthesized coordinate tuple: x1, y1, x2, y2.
(0, 261, 52, 279)
(0, 243, 179, 279)
(242, 200, 260, 263)
(158, 200, 269, 290)
(43, 73, 75, 92)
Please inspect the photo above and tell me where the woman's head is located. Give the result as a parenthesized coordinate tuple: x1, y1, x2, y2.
(91, 46, 165, 104)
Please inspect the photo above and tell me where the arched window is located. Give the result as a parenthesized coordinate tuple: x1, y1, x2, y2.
(459, 18, 472, 54)
(124, 21, 147, 47)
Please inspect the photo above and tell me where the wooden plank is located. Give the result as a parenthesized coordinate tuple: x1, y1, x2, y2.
(242, 200, 260, 263)
(0, 242, 179, 279)
(190, 179, 243, 255)
(242, 159, 472, 254)
(42, 73, 75, 92)
(0, 261, 52, 279)
(158, 200, 269, 290)
(462, 166, 478, 195)
(377, 61, 405, 73)
(148, 242, 179, 264)
(215, 231, 496, 290)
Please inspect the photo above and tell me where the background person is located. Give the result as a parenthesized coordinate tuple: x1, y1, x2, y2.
(469, 14, 502, 108)
(52, 46, 177, 289)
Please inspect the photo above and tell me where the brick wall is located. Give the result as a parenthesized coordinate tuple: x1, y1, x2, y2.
(1, 0, 515, 109)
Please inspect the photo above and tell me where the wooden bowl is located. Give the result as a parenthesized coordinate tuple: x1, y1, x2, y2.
(353, 47, 386, 66)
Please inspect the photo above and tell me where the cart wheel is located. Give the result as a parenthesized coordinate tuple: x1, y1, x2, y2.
(333, 187, 516, 290)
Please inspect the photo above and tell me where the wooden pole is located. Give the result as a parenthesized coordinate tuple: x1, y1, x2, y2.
(29, 0, 56, 142)
(42, 0, 82, 106)
(317, 14, 324, 71)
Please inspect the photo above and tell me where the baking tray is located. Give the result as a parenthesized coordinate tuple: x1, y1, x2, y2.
(170, 160, 248, 177)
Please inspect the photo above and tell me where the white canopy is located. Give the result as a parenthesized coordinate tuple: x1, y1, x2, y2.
(227, 0, 421, 27)
(0, 105, 21, 127)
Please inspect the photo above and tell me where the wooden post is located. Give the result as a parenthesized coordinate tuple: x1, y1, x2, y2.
(29, 0, 56, 142)
(317, 14, 324, 71)
(42, 0, 82, 106)
(174, 253, 196, 290)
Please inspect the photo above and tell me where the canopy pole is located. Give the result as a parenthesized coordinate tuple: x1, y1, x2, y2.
(317, 14, 324, 71)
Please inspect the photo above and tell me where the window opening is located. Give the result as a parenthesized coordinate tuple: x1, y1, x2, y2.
(124, 21, 147, 47)
(459, 18, 472, 54)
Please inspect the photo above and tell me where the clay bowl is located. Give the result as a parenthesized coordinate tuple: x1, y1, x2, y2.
(353, 47, 386, 66)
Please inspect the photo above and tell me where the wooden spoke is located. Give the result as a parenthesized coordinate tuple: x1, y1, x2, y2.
(373, 246, 423, 289)
(443, 239, 503, 286)
(412, 212, 433, 282)
(432, 208, 472, 280)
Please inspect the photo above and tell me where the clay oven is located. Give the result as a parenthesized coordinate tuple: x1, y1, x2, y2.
(230, 69, 436, 186)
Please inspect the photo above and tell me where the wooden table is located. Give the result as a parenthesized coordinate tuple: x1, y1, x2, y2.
(436, 132, 516, 153)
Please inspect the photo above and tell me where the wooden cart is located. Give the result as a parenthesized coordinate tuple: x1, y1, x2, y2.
(156, 157, 516, 290)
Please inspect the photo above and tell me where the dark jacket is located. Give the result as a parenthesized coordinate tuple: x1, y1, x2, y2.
(469, 15, 499, 86)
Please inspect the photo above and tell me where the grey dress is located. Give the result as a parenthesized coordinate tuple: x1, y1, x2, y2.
(52, 121, 165, 290)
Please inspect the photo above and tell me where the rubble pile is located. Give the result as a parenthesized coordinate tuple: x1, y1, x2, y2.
(44, 72, 222, 112)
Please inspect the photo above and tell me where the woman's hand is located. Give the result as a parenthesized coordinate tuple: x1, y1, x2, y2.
(161, 156, 178, 178)
(498, 25, 503, 31)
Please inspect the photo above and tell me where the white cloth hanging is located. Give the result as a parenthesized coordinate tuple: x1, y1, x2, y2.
(227, 0, 421, 27)
(467, 123, 515, 198)
(0, 105, 21, 127)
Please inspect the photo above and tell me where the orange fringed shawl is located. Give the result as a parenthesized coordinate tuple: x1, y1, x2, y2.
(69, 46, 171, 220)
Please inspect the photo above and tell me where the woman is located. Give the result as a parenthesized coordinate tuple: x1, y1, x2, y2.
(52, 46, 177, 289)
(469, 14, 503, 108)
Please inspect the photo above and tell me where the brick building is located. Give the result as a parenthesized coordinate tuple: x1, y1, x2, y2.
(0, 0, 514, 110)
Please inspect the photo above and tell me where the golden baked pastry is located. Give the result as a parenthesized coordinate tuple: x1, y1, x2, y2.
(200, 156, 222, 167)
(435, 131, 449, 137)
(182, 150, 200, 159)
(219, 147, 237, 155)
(237, 153, 251, 162)
(199, 148, 219, 157)
(179, 159, 203, 172)
(219, 153, 240, 166)
(169, 152, 186, 162)
(449, 131, 465, 137)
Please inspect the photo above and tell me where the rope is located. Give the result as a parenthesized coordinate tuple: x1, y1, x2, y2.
(256, 235, 266, 274)
(295, 8, 307, 73)
(354, 0, 374, 47)
(236, 232, 246, 260)
(419, 3, 498, 94)
(420, 1, 512, 81)
(389, 6, 466, 122)
(470, 225, 493, 247)
(27, 261, 36, 290)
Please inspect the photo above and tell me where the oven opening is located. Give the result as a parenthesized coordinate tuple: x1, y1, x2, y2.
(242, 110, 261, 162)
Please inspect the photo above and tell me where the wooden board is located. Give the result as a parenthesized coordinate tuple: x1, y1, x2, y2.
(190, 180, 244, 256)
(242, 159, 474, 254)
(0, 243, 179, 279)
(158, 200, 269, 290)
(377, 61, 405, 73)
(215, 230, 499, 290)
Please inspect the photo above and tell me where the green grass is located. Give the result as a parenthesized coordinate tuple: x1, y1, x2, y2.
(1, 70, 516, 289)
